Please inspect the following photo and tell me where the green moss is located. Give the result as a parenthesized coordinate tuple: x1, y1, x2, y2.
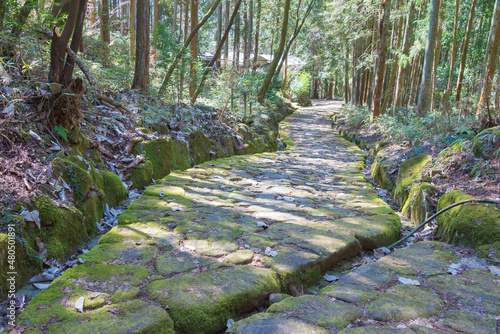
(368, 141, 388, 156)
(69, 132, 90, 155)
(477, 241, 500, 262)
(393, 155, 431, 204)
(128, 160, 153, 189)
(189, 130, 213, 165)
(370, 153, 393, 191)
(0, 232, 43, 299)
(435, 190, 500, 247)
(133, 138, 172, 179)
(267, 295, 362, 328)
(253, 137, 268, 153)
(111, 286, 141, 303)
(171, 138, 191, 170)
(29, 196, 86, 259)
(237, 142, 257, 155)
(146, 266, 280, 334)
(79, 193, 105, 235)
(52, 157, 93, 203)
(90, 149, 104, 167)
(220, 134, 235, 156)
(101, 171, 128, 207)
(401, 183, 436, 226)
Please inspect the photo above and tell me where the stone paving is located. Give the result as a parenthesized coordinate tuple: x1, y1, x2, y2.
(16, 102, 499, 334)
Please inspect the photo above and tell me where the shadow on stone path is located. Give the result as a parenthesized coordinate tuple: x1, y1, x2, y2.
(17, 101, 410, 333)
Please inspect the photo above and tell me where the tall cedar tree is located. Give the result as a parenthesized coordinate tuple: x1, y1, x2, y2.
(131, 0, 150, 91)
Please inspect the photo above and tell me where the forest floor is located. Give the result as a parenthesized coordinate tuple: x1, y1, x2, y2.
(11, 101, 500, 333)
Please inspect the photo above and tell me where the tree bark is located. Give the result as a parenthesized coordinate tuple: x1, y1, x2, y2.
(417, 0, 441, 115)
(224, 0, 230, 64)
(49, 0, 80, 83)
(455, 0, 477, 102)
(441, 0, 459, 106)
(216, 1, 223, 68)
(190, 0, 199, 97)
(370, 0, 391, 122)
(257, 0, 290, 104)
(477, 0, 500, 118)
(430, 0, 446, 111)
(131, 0, 150, 92)
(253, 0, 261, 64)
(62, 0, 88, 85)
(101, 0, 111, 43)
(247, 0, 253, 64)
(152, 0, 159, 55)
(129, 0, 136, 56)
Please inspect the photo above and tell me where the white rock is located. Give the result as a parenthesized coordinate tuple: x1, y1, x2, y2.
(398, 277, 420, 285)
(74, 297, 85, 313)
(323, 274, 339, 282)
(264, 247, 278, 257)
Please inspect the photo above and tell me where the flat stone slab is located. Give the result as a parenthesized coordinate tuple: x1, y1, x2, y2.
(227, 313, 330, 334)
(368, 284, 444, 321)
(146, 266, 280, 334)
(267, 295, 363, 328)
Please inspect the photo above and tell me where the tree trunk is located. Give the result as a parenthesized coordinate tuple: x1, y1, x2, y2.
(63, 0, 88, 85)
(101, 0, 111, 43)
(430, 0, 446, 111)
(344, 40, 350, 103)
(441, 0, 459, 106)
(234, 13, 240, 68)
(216, 1, 222, 68)
(173, 0, 177, 32)
(477, 0, 500, 119)
(129, 0, 136, 56)
(49, 0, 80, 83)
(254, 0, 261, 64)
(370, 0, 391, 122)
(131, 0, 150, 92)
(257, 0, 290, 104)
(152, 0, 159, 55)
(417, 0, 441, 114)
(224, 0, 230, 64)
(190, 0, 199, 97)
(381, 0, 404, 113)
(455, 0, 477, 102)
(247, 0, 253, 64)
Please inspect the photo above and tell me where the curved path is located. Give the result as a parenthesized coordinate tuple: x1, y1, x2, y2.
(17, 101, 403, 333)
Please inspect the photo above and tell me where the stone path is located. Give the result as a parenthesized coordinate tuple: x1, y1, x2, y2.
(17, 102, 498, 333)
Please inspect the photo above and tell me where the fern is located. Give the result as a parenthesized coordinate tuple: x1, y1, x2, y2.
(53, 125, 69, 142)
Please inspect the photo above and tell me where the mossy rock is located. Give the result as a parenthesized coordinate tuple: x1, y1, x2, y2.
(237, 123, 253, 142)
(80, 193, 105, 235)
(435, 190, 500, 247)
(228, 313, 329, 334)
(393, 155, 431, 205)
(146, 265, 280, 334)
(171, 138, 191, 170)
(89, 149, 105, 168)
(28, 196, 86, 259)
(52, 157, 93, 203)
(133, 138, 172, 179)
(69, 132, 90, 155)
(220, 134, 235, 157)
(100, 171, 128, 207)
(401, 182, 436, 226)
(253, 136, 268, 153)
(368, 141, 388, 156)
(189, 130, 213, 165)
(0, 231, 43, 300)
(471, 126, 500, 158)
(370, 152, 393, 191)
(236, 142, 257, 155)
(128, 160, 153, 190)
(477, 241, 500, 262)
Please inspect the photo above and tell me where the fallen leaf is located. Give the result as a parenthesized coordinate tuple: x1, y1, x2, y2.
(398, 277, 420, 285)
(323, 274, 339, 282)
(33, 283, 51, 290)
(21, 209, 40, 229)
(227, 319, 235, 328)
(264, 247, 278, 257)
(74, 297, 84, 313)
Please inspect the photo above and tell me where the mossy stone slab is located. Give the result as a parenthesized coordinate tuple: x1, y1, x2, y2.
(227, 313, 330, 334)
(267, 295, 363, 328)
(339, 326, 415, 334)
(409, 325, 449, 333)
(128, 160, 153, 189)
(393, 155, 431, 204)
(155, 251, 215, 275)
(171, 138, 192, 170)
(336, 263, 395, 290)
(377, 241, 457, 276)
(444, 310, 498, 334)
(189, 130, 213, 165)
(369, 285, 444, 322)
(320, 283, 379, 305)
(22, 300, 173, 334)
(79, 242, 158, 266)
(224, 250, 254, 264)
(427, 269, 500, 314)
(146, 265, 280, 334)
(401, 182, 436, 226)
